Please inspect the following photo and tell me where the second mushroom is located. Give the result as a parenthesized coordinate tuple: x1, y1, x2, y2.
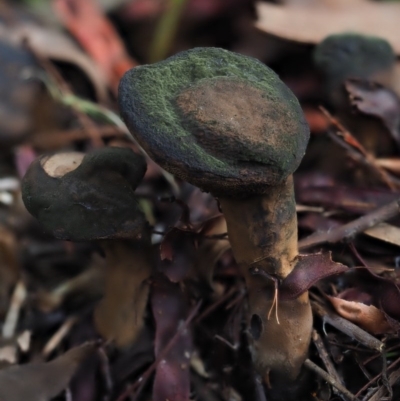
(22, 146, 154, 347)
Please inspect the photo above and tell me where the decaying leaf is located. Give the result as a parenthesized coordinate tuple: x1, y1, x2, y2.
(53, 0, 137, 93)
(151, 275, 192, 401)
(255, 0, 400, 54)
(376, 157, 400, 175)
(296, 180, 400, 214)
(355, 268, 400, 321)
(363, 222, 400, 247)
(328, 295, 392, 334)
(0, 342, 97, 401)
(0, 21, 108, 102)
(345, 79, 400, 148)
(280, 252, 348, 299)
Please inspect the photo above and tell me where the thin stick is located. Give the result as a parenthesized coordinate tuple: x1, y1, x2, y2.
(367, 368, 400, 401)
(98, 346, 113, 400)
(42, 316, 78, 357)
(320, 107, 397, 190)
(312, 330, 345, 396)
(363, 343, 400, 366)
(2, 281, 27, 339)
(304, 359, 359, 400)
(354, 355, 400, 398)
(299, 199, 400, 249)
(312, 302, 384, 352)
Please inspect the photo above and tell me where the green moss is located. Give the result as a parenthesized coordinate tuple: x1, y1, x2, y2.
(22, 147, 148, 241)
(119, 48, 309, 196)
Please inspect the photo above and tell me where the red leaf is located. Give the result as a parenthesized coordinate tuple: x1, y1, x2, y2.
(151, 275, 192, 401)
(53, 0, 137, 93)
(280, 252, 348, 299)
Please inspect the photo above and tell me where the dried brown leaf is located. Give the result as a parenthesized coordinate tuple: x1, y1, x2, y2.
(280, 252, 348, 299)
(363, 222, 400, 247)
(328, 296, 392, 335)
(0, 342, 97, 401)
(0, 22, 108, 102)
(255, 0, 400, 54)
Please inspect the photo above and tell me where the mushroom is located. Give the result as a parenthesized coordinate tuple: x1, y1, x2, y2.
(314, 32, 396, 98)
(22, 146, 153, 347)
(314, 33, 398, 170)
(119, 48, 312, 383)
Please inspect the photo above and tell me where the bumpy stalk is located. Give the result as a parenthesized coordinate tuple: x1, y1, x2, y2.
(219, 177, 312, 380)
(95, 231, 153, 347)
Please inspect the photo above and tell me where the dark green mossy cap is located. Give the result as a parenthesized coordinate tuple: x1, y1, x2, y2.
(22, 147, 148, 241)
(314, 33, 395, 91)
(119, 47, 309, 197)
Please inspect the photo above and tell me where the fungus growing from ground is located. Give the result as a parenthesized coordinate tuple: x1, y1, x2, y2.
(314, 33, 398, 164)
(22, 147, 153, 347)
(314, 32, 396, 96)
(119, 48, 312, 385)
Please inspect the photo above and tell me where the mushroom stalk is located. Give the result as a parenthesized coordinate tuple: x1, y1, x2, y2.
(118, 47, 313, 392)
(95, 229, 153, 347)
(219, 178, 297, 279)
(21, 147, 151, 349)
(219, 177, 312, 379)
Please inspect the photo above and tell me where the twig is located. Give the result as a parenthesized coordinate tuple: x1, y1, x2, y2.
(312, 330, 346, 399)
(42, 316, 78, 357)
(354, 355, 400, 398)
(254, 374, 268, 401)
(366, 368, 400, 401)
(214, 334, 239, 350)
(312, 302, 384, 352)
(304, 359, 359, 400)
(65, 388, 73, 401)
(363, 343, 400, 366)
(2, 281, 27, 339)
(29, 126, 125, 148)
(320, 107, 398, 191)
(116, 301, 202, 401)
(98, 346, 113, 400)
(299, 199, 400, 249)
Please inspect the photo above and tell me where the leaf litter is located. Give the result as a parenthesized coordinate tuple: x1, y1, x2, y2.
(1, 0, 400, 400)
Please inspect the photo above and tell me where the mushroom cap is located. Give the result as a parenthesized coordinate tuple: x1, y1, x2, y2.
(314, 33, 395, 91)
(119, 47, 309, 197)
(22, 147, 148, 241)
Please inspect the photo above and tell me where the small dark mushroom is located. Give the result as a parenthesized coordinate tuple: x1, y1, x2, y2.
(314, 33, 399, 178)
(22, 146, 153, 347)
(314, 32, 396, 97)
(119, 48, 312, 383)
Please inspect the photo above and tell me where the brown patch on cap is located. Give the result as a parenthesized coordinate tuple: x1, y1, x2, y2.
(175, 78, 280, 157)
(41, 152, 85, 178)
